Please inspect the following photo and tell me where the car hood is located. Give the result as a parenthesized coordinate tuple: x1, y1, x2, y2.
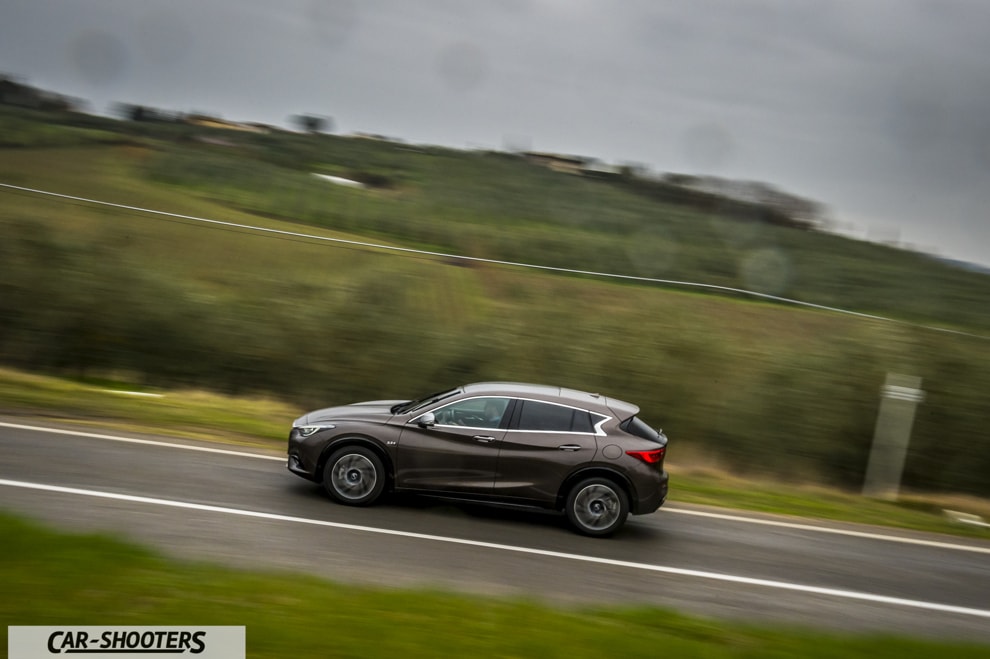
(293, 399, 407, 426)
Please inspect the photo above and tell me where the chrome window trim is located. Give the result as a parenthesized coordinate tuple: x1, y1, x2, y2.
(411, 395, 511, 428)
(510, 396, 612, 436)
(411, 395, 613, 435)
(591, 413, 610, 436)
(504, 428, 605, 436)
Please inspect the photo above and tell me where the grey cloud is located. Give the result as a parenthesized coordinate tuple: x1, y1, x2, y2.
(2, 0, 989, 264)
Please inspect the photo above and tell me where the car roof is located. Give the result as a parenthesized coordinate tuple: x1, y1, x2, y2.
(460, 382, 639, 419)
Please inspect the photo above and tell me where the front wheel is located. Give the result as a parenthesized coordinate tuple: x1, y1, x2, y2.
(323, 446, 385, 506)
(565, 477, 628, 537)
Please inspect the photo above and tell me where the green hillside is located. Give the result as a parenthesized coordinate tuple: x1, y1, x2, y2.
(1, 105, 989, 497)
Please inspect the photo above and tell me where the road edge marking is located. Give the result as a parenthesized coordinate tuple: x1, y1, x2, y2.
(0, 421, 283, 461)
(663, 507, 990, 555)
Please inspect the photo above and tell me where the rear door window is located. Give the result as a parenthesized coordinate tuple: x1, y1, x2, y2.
(516, 400, 592, 432)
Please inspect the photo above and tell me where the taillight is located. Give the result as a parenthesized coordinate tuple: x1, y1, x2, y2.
(626, 448, 665, 464)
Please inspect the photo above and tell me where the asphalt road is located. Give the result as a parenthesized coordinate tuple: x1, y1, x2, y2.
(2, 419, 989, 642)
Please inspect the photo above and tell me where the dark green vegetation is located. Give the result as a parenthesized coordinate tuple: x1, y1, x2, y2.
(1, 105, 989, 497)
(3, 512, 988, 657)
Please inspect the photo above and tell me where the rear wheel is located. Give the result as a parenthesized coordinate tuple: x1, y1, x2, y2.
(323, 446, 385, 506)
(565, 477, 628, 536)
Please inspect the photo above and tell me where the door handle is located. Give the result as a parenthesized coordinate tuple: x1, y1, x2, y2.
(473, 435, 496, 443)
(557, 444, 582, 451)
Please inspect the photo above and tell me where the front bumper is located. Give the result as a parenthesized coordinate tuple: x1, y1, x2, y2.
(287, 452, 314, 479)
(287, 428, 321, 481)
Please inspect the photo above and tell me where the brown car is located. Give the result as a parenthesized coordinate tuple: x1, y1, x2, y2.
(288, 382, 668, 536)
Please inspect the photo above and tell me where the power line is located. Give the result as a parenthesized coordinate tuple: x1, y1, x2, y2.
(2, 182, 987, 340)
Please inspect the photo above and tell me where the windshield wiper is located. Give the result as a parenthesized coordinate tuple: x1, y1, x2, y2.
(390, 400, 413, 414)
(394, 388, 459, 415)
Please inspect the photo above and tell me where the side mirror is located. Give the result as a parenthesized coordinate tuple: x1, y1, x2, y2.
(416, 412, 436, 428)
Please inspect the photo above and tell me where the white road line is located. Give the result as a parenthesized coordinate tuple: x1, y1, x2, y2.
(0, 421, 284, 461)
(1, 477, 988, 620)
(663, 507, 990, 555)
(3, 420, 989, 555)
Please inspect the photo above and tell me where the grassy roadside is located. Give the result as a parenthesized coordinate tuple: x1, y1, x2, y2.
(2, 512, 988, 658)
(2, 366, 989, 539)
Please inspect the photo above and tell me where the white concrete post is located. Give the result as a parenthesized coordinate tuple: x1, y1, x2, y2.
(862, 373, 924, 500)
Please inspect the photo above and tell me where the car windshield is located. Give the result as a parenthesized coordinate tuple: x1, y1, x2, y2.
(391, 388, 460, 415)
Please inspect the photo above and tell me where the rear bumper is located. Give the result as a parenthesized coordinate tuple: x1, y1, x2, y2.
(632, 470, 668, 515)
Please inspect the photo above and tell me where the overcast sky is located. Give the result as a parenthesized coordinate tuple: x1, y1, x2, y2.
(3, 0, 990, 266)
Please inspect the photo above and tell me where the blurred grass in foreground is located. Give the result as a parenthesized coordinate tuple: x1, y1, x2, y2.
(1, 512, 987, 658)
(2, 366, 989, 539)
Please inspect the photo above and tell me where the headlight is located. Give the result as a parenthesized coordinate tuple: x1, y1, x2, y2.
(296, 424, 335, 438)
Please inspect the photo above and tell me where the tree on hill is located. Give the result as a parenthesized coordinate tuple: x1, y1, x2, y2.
(292, 114, 333, 134)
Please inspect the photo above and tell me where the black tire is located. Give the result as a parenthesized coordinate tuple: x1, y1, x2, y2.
(322, 446, 386, 506)
(565, 477, 628, 537)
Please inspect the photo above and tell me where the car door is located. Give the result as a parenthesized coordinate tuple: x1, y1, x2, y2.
(493, 399, 600, 505)
(395, 396, 512, 494)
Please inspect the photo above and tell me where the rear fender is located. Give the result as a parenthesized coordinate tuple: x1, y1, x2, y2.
(556, 466, 635, 512)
